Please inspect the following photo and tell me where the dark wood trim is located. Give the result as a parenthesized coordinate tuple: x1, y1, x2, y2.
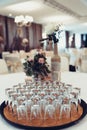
(4, 16, 9, 51)
(65, 31, 69, 48)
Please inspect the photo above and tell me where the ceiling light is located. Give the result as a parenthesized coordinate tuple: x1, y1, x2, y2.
(14, 15, 33, 27)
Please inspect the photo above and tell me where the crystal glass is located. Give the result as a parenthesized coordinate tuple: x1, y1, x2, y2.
(30, 104, 42, 125)
(17, 104, 28, 120)
(44, 104, 56, 124)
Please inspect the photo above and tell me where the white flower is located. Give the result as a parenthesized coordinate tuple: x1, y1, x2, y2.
(22, 38, 28, 47)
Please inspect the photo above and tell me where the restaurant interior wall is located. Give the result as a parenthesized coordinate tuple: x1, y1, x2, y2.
(0, 14, 87, 54)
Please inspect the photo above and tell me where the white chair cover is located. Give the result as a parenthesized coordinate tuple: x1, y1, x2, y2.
(0, 59, 8, 74)
(4, 56, 23, 73)
(60, 56, 69, 71)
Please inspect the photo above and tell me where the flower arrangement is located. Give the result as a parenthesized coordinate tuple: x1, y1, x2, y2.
(23, 53, 51, 80)
(22, 38, 28, 47)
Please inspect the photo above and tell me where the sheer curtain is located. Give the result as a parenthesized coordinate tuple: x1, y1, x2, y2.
(56, 31, 66, 52)
(75, 34, 81, 49)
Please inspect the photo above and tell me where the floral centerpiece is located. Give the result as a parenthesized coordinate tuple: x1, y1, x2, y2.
(23, 53, 51, 80)
(22, 38, 28, 47)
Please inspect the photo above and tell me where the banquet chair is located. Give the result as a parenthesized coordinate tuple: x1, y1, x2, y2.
(80, 54, 87, 72)
(2, 51, 10, 59)
(0, 59, 8, 74)
(4, 56, 23, 73)
(60, 56, 69, 72)
(30, 49, 37, 55)
(68, 48, 81, 72)
(81, 48, 87, 72)
(19, 50, 26, 59)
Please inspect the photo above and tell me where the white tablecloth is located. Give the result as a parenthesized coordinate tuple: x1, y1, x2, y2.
(0, 72, 87, 130)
